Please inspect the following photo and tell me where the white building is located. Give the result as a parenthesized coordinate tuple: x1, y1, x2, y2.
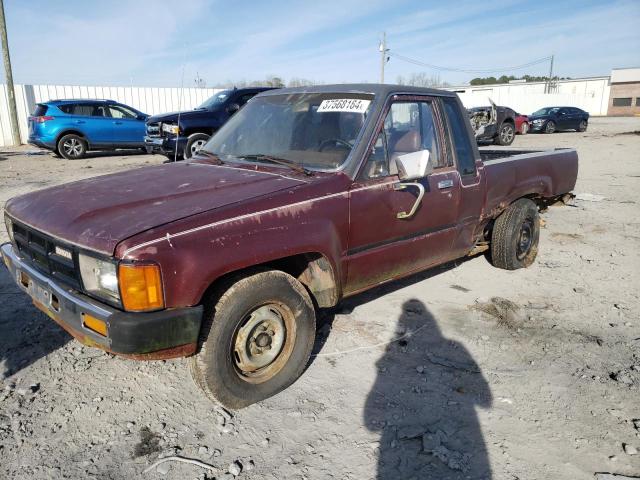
(444, 76, 611, 116)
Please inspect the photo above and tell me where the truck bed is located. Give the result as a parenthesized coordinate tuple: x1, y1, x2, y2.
(479, 147, 579, 217)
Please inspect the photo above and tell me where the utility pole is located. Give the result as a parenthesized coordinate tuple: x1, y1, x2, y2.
(379, 32, 389, 83)
(0, 0, 20, 145)
(546, 54, 554, 94)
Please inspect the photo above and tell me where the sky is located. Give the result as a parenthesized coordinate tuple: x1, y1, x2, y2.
(2, 0, 639, 88)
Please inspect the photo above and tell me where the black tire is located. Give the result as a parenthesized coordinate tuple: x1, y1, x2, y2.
(578, 120, 588, 132)
(490, 198, 540, 270)
(57, 134, 87, 159)
(163, 152, 183, 162)
(184, 133, 210, 159)
(544, 121, 556, 134)
(190, 269, 316, 409)
(494, 122, 515, 146)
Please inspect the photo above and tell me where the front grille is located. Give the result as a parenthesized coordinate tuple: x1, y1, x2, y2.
(12, 222, 81, 289)
(146, 122, 161, 137)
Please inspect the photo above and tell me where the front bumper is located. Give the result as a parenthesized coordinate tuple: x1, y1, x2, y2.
(1, 243, 203, 359)
(144, 135, 187, 155)
(530, 122, 547, 132)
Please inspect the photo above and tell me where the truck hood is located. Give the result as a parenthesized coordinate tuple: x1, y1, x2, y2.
(147, 108, 222, 124)
(5, 162, 305, 255)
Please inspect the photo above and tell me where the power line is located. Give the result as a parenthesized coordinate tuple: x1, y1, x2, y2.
(388, 51, 552, 74)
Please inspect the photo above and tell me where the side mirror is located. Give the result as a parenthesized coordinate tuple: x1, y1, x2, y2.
(137, 114, 147, 121)
(396, 149, 433, 181)
(227, 103, 240, 114)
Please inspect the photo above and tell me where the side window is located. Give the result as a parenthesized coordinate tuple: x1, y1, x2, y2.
(65, 103, 95, 116)
(94, 105, 108, 117)
(362, 100, 442, 179)
(237, 93, 255, 106)
(442, 97, 476, 177)
(108, 105, 137, 119)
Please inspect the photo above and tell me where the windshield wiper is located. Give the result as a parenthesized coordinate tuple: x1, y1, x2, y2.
(237, 154, 313, 176)
(192, 149, 223, 164)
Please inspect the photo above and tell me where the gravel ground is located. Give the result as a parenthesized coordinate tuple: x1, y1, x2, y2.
(1, 117, 639, 480)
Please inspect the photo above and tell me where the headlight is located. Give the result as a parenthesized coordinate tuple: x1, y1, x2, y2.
(532, 119, 544, 124)
(162, 123, 180, 135)
(79, 254, 120, 304)
(4, 215, 13, 243)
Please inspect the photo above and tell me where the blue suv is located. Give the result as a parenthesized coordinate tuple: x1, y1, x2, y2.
(28, 99, 148, 159)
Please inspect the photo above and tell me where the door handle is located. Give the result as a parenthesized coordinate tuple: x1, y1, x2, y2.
(74, 120, 85, 124)
(393, 182, 425, 219)
(438, 179, 454, 189)
(113, 121, 123, 125)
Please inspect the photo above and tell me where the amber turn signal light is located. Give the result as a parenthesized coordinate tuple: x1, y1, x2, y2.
(82, 313, 108, 337)
(119, 264, 165, 312)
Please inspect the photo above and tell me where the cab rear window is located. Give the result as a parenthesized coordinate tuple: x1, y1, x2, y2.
(442, 97, 476, 176)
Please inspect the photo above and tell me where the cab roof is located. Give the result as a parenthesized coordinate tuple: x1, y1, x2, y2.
(257, 83, 458, 98)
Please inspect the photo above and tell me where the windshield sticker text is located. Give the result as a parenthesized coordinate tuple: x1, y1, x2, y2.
(317, 99, 371, 113)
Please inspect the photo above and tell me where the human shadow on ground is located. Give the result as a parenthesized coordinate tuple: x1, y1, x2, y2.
(311, 258, 474, 357)
(362, 299, 492, 479)
(0, 263, 70, 379)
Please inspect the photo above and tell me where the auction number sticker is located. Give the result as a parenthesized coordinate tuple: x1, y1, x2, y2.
(317, 98, 371, 113)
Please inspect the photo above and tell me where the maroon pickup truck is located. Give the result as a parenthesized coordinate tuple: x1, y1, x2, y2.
(2, 85, 578, 409)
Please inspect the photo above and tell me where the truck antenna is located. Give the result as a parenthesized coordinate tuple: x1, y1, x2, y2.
(174, 63, 186, 163)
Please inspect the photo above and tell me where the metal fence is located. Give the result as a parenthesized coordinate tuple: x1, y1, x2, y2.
(0, 84, 222, 147)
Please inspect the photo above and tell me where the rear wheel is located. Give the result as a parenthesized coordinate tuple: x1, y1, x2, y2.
(544, 121, 556, 134)
(57, 134, 87, 159)
(490, 198, 540, 270)
(578, 120, 588, 132)
(190, 270, 316, 409)
(494, 122, 515, 146)
(184, 133, 210, 159)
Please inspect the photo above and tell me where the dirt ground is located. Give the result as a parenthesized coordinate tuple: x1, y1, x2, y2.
(1, 117, 639, 480)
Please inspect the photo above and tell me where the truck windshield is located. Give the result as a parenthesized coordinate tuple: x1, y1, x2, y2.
(203, 93, 374, 171)
(197, 90, 232, 110)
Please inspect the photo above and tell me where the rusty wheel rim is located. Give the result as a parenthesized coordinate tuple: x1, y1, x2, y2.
(232, 303, 296, 384)
(516, 218, 534, 260)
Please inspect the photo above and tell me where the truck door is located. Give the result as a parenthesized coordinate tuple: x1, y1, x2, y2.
(345, 96, 461, 295)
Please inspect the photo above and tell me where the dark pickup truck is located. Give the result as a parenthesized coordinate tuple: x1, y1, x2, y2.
(144, 87, 275, 160)
(2, 84, 578, 409)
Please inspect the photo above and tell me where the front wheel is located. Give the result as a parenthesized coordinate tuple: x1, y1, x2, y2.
(520, 122, 529, 135)
(184, 133, 210, 159)
(490, 198, 540, 270)
(544, 121, 556, 134)
(57, 134, 87, 159)
(494, 123, 515, 146)
(190, 270, 316, 409)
